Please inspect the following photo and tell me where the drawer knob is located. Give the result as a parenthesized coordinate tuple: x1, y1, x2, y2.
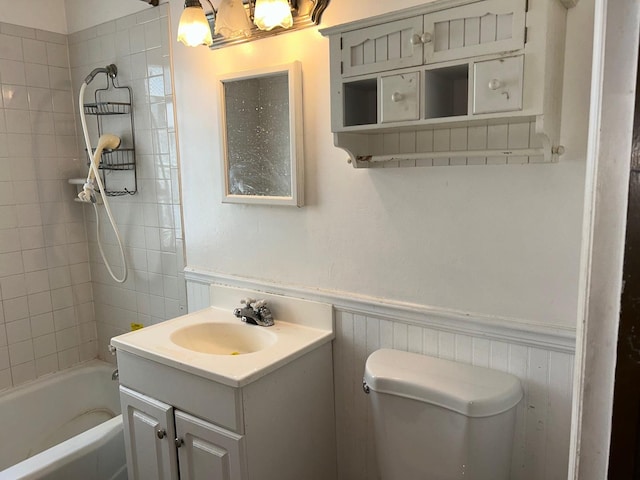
(488, 79, 502, 90)
(391, 92, 404, 102)
(156, 429, 166, 439)
(411, 32, 432, 45)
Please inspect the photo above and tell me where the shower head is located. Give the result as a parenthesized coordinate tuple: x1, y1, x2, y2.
(97, 133, 122, 151)
(84, 64, 118, 85)
(79, 134, 121, 203)
(88, 134, 121, 179)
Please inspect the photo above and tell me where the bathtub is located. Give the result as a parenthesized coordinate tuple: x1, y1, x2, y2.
(0, 360, 126, 480)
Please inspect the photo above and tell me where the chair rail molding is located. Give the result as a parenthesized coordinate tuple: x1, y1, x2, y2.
(184, 268, 576, 353)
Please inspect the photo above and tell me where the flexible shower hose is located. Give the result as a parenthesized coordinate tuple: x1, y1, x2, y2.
(78, 82, 128, 284)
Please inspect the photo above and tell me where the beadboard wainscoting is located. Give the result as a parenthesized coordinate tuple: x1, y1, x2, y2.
(185, 270, 575, 480)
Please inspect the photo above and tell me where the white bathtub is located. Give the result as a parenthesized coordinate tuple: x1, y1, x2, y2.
(0, 361, 126, 480)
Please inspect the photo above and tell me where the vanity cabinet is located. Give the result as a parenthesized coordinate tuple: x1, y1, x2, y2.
(120, 386, 245, 480)
(116, 343, 336, 480)
(321, 0, 576, 167)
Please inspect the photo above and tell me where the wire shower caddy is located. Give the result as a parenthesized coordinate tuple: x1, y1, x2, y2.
(83, 70, 137, 196)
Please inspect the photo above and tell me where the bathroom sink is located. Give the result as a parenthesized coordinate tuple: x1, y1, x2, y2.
(170, 322, 277, 355)
(110, 285, 334, 388)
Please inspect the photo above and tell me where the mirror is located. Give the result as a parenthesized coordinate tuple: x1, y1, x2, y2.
(219, 62, 304, 206)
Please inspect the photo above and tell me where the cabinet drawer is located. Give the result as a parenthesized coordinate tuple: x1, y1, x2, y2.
(381, 72, 420, 123)
(341, 16, 424, 77)
(423, 0, 526, 65)
(473, 55, 523, 114)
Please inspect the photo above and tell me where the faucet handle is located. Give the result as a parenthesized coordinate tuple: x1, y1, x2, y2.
(241, 297, 256, 307)
(253, 299, 267, 308)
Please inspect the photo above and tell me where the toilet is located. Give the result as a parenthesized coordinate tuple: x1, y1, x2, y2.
(363, 348, 523, 480)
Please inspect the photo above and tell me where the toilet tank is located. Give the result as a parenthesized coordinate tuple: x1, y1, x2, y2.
(364, 349, 523, 480)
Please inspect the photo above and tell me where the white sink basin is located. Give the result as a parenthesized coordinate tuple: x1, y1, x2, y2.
(170, 322, 277, 355)
(110, 285, 334, 388)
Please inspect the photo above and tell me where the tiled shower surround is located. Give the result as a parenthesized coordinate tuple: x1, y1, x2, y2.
(0, 4, 186, 389)
(0, 23, 93, 388)
(68, 5, 186, 363)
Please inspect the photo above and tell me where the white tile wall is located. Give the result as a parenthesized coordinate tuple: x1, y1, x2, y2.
(67, 4, 186, 363)
(0, 21, 96, 389)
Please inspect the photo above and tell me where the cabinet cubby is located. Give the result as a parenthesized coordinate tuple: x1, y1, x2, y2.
(344, 78, 378, 126)
(424, 64, 468, 119)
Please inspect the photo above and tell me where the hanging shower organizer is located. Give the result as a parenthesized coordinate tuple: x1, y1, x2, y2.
(83, 73, 137, 196)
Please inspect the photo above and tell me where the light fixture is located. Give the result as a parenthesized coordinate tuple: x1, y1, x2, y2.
(177, 0, 331, 49)
(177, 0, 214, 47)
(253, 0, 293, 31)
(215, 0, 252, 38)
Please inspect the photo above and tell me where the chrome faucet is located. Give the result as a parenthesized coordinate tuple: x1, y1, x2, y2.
(233, 298, 274, 327)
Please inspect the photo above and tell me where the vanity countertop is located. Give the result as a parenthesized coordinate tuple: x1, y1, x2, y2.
(111, 305, 334, 388)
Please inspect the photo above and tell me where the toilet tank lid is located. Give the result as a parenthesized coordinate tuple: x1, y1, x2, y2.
(364, 349, 523, 417)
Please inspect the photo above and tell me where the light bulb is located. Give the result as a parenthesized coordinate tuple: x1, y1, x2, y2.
(215, 0, 252, 38)
(253, 0, 293, 31)
(177, 5, 213, 47)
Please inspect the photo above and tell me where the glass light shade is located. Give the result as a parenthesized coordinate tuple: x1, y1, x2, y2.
(215, 0, 252, 38)
(177, 5, 213, 47)
(253, 0, 293, 31)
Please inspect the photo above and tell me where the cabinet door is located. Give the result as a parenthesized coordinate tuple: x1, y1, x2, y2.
(341, 16, 424, 78)
(423, 0, 526, 65)
(120, 386, 179, 480)
(175, 410, 247, 480)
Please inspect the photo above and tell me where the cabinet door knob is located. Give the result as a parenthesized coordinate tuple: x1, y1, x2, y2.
(488, 79, 502, 90)
(391, 92, 404, 102)
(411, 33, 432, 45)
(156, 429, 166, 439)
(175, 437, 184, 448)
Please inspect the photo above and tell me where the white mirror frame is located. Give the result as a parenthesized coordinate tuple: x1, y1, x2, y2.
(218, 61, 304, 206)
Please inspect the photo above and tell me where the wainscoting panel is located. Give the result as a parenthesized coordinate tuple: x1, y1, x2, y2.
(185, 272, 575, 480)
(334, 309, 574, 480)
(186, 280, 212, 312)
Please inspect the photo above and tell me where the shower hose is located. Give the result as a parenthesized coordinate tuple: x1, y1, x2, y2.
(78, 81, 128, 284)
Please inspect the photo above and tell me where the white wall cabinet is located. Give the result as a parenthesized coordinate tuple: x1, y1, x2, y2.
(321, 0, 576, 168)
(116, 343, 336, 480)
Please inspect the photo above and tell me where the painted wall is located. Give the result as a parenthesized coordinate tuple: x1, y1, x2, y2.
(0, 0, 68, 34)
(64, 0, 152, 34)
(171, 0, 592, 329)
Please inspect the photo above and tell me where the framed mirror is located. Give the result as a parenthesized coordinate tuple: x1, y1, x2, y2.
(218, 61, 304, 206)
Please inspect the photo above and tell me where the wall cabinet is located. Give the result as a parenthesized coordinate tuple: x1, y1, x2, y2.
(321, 0, 576, 168)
